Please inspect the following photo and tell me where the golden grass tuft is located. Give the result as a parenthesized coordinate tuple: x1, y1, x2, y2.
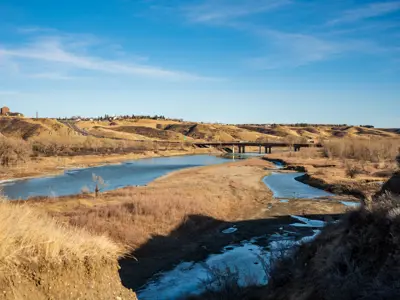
(0, 199, 123, 275)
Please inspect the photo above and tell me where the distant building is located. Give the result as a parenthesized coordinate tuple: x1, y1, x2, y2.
(0, 106, 10, 115)
(8, 112, 24, 117)
(0, 106, 24, 117)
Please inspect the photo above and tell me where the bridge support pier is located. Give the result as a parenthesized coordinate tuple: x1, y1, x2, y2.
(259, 145, 262, 154)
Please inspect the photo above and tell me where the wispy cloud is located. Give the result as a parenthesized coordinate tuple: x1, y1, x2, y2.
(247, 29, 388, 69)
(328, 1, 400, 26)
(17, 26, 57, 34)
(0, 31, 216, 81)
(183, 0, 291, 24)
(28, 72, 78, 80)
(248, 30, 341, 69)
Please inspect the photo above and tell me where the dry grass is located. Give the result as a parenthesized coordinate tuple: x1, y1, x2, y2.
(344, 162, 363, 178)
(322, 138, 400, 162)
(62, 187, 232, 247)
(0, 199, 123, 275)
(37, 160, 271, 248)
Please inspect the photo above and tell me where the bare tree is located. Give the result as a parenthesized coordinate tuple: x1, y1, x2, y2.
(92, 173, 107, 197)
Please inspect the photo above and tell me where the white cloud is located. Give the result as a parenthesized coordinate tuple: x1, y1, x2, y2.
(247, 30, 387, 69)
(328, 1, 400, 25)
(183, 0, 291, 24)
(28, 72, 78, 80)
(0, 33, 216, 81)
(248, 30, 341, 69)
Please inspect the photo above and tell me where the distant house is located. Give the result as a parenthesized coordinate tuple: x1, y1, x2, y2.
(0, 106, 23, 117)
(1, 106, 10, 115)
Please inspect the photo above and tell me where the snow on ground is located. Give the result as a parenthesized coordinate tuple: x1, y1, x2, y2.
(341, 201, 360, 208)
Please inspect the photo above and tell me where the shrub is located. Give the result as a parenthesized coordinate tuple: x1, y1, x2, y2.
(345, 163, 363, 178)
(322, 138, 400, 162)
(0, 136, 32, 166)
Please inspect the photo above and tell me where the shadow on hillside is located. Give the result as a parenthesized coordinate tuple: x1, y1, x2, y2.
(118, 212, 343, 292)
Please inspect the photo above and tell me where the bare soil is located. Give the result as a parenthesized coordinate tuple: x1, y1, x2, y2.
(1, 261, 137, 300)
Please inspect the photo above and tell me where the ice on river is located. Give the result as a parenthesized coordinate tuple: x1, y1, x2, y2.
(138, 219, 324, 300)
(290, 215, 326, 228)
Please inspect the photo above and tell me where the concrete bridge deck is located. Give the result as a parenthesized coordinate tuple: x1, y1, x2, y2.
(193, 142, 320, 153)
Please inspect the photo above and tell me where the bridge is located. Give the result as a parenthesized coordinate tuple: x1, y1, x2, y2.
(193, 142, 320, 153)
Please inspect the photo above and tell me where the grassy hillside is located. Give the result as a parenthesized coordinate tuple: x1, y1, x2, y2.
(110, 125, 190, 141)
(0, 117, 73, 140)
(0, 117, 397, 145)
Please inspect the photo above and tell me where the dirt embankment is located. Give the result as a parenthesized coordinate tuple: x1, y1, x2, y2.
(0, 201, 136, 300)
(2, 262, 137, 300)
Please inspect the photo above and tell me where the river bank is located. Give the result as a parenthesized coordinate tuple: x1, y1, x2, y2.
(264, 148, 390, 201)
(0, 147, 215, 182)
(25, 157, 352, 296)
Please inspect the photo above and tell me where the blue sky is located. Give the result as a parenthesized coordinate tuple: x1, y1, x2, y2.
(0, 0, 399, 126)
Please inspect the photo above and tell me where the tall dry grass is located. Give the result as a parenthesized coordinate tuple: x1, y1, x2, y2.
(322, 138, 400, 162)
(0, 199, 123, 275)
(63, 188, 231, 247)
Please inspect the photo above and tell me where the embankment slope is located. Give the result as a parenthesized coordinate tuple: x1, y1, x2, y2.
(0, 200, 136, 300)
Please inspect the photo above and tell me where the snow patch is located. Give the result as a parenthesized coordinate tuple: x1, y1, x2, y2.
(222, 227, 238, 234)
(290, 215, 326, 228)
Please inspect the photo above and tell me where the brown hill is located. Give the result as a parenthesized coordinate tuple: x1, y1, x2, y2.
(1, 117, 397, 144)
(109, 125, 190, 141)
(0, 117, 74, 140)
